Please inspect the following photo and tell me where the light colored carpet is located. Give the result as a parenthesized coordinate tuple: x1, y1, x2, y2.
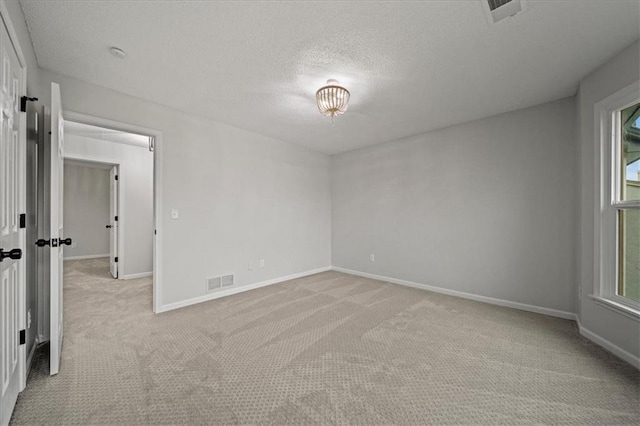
(10, 258, 640, 425)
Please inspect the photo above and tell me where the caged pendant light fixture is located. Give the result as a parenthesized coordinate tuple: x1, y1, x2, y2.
(316, 79, 350, 125)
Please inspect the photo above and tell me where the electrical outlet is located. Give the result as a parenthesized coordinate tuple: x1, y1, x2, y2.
(260, 259, 265, 268)
(370, 254, 375, 262)
(27, 309, 31, 329)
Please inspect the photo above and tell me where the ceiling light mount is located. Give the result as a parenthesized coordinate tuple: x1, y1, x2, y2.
(316, 79, 350, 125)
(109, 46, 127, 59)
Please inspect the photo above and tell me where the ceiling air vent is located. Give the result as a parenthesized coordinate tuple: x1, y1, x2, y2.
(482, 0, 527, 25)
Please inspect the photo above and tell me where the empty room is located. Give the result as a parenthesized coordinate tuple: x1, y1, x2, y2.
(0, 0, 639, 424)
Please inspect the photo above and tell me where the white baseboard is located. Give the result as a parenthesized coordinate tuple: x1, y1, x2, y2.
(121, 272, 153, 280)
(332, 266, 576, 320)
(64, 254, 109, 261)
(576, 318, 640, 370)
(25, 336, 37, 376)
(156, 266, 332, 313)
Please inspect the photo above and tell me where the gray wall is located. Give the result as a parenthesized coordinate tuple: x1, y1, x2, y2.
(65, 135, 154, 277)
(35, 69, 331, 307)
(578, 40, 640, 358)
(332, 97, 577, 313)
(63, 164, 110, 259)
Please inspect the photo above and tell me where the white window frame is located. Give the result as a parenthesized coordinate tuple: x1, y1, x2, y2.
(592, 81, 640, 320)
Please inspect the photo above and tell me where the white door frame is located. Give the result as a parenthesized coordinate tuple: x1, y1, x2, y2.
(0, 0, 29, 394)
(109, 165, 118, 279)
(63, 156, 124, 278)
(62, 111, 163, 313)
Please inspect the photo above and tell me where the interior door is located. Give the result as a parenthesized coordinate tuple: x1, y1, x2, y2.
(0, 16, 25, 425)
(109, 166, 118, 279)
(49, 82, 65, 376)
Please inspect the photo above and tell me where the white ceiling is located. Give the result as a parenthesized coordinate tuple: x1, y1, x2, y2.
(20, 1, 640, 155)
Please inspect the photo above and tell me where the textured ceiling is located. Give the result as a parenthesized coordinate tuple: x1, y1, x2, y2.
(20, 1, 640, 155)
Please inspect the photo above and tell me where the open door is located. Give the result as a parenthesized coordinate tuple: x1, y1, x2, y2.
(109, 166, 118, 279)
(49, 82, 69, 376)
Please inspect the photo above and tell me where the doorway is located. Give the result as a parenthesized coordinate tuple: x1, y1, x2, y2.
(61, 112, 163, 313)
(23, 109, 160, 386)
(62, 159, 119, 278)
(63, 121, 154, 284)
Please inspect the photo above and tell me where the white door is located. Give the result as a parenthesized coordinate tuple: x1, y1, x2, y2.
(109, 166, 118, 279)
(0, 17, 25, 426)
(49, 82, 65, 376)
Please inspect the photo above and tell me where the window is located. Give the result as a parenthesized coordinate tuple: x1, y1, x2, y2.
(594, 82, 640, 318)
(617, 103, 640, 303)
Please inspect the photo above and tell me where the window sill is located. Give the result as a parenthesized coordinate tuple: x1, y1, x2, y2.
(588, 294, 640, 322)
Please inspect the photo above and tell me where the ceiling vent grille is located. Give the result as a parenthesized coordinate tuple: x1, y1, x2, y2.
(482, 0, 526, 25)
(206, 274, 234, 293)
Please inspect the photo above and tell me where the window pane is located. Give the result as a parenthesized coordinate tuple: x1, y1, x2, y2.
(621, 102, 640, 200)
(618, 209, 640, 302)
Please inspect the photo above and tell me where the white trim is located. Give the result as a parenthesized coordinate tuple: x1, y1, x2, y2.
(63, 254, 109, 261)
(0, 1, 26, 68)
(576, 318, 640, 370)
(332, 267, 576, 320)
(62, 111, 163, 313)
(122, 271, 152, 280)
(157, 266, 331, 313)
(25, 337, 37, 377)
(588, 294, 640, 321)
(593, 81, 640, 313)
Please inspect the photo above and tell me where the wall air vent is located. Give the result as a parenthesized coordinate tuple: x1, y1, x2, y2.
(221, 274, 234, 287)
(207, 277, 222, 292)
(206, 274, 234, 293)
(482, 0, 526, 25)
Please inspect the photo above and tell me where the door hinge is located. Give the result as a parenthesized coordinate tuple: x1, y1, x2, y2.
(19, 213, 26, 229)
(115, 175, 118, 181)
(115, 216, 118, 222)
(20, 96, 38, 113)
(19, 329, 25, 345)
(115, 257, 118, 263)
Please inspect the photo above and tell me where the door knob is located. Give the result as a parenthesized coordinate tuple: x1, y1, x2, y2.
(0, 248, 22, 262)
(35, 239, 50, 247)
(106, 225, 112, 229)
(59, 238, 72, 246)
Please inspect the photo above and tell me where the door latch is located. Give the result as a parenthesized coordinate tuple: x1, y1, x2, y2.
(35, 239, 50, 247)
(0, 248, 22, 262)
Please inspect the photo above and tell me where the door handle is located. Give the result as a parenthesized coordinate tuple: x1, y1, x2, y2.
(35, 239, 50, 247)
(106, 225, 112, 229)
(59, 238, 72, 246)
(0, 248, 22, 262)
